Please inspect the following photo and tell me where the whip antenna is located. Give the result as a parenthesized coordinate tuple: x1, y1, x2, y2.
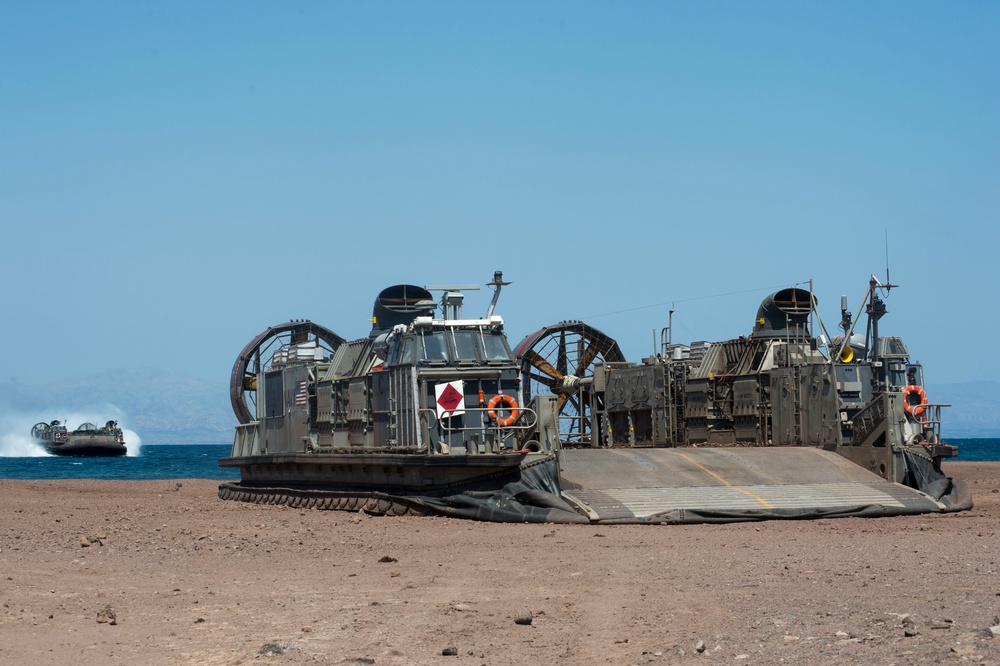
(884, 229, 891, 292)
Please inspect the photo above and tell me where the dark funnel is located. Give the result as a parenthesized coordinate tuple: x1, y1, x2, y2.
(371, 284, 435, 336)
(751, 288, 816, 339)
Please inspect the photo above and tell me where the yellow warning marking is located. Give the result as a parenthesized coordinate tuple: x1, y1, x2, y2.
(666, 450, 774, 508)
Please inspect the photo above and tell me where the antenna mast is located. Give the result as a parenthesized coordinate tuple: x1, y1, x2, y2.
(884, 229, 891, 292)
(485, 270, 511, 318)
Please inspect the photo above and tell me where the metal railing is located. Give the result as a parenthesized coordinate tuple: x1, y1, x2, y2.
(229, 400, 550, 458)
(911, 403, 950, 445)
(419, 405, 539, 453)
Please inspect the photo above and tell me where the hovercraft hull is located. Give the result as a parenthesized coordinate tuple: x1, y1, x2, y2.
(45, 435, 127, 457)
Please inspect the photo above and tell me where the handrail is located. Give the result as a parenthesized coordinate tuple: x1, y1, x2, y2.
(912, 403, 950, 445)
(420, 405, 537, 433)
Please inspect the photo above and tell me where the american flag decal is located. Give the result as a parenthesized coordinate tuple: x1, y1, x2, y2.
(294, 380, 308, 406)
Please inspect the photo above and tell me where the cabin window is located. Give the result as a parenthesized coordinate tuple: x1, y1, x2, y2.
(453, 330, 478, 361)
(877, 336, 910, 359)
(482, 332, 512, 361)
(398, 339, 417, 365)
(421, 331, 450, 361)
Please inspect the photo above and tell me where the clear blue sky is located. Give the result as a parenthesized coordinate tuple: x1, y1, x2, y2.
(2, 2, 997, 388)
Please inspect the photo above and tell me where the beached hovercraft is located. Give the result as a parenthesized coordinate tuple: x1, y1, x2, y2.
(219, 273, 970, 523)
(31, 420, 127, 457)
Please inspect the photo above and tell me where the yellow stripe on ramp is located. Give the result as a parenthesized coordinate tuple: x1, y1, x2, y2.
(664, 449, 774, 508)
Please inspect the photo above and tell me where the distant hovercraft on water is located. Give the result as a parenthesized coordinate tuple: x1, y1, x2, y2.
(31, 420, 128, 457)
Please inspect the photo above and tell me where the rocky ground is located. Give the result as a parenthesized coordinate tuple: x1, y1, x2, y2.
(1, 461, 998, 665)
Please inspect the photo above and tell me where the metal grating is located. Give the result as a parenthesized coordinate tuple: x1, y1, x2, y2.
(564, 482, 907, 519)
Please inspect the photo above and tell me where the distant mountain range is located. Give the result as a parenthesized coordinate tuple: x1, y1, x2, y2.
(0, 370, 995, 445)
(925, 382, 1000, 438)
(0, 368, 233, 445)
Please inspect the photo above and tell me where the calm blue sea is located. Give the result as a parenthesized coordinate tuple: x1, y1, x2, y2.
(948, 438, 1000, 463)
(0, 444, 239, 480)
(0, 440, 997, 481)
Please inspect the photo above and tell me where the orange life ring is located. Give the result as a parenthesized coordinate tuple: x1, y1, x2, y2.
(486, 394, 520, 427)
(902, 385, 927, 417)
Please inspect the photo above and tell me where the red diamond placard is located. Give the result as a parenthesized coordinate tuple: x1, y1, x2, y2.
(435, 381, 466, 418)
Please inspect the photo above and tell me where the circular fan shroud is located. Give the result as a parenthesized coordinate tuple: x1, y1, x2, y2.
(513, 321, 625, 445)
(229, 321, 346, 424)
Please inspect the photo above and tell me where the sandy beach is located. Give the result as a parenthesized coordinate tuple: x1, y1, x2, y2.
(1, 461, 998, 665)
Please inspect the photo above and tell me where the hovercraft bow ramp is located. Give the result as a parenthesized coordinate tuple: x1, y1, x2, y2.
(556, 447, 961, 524)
